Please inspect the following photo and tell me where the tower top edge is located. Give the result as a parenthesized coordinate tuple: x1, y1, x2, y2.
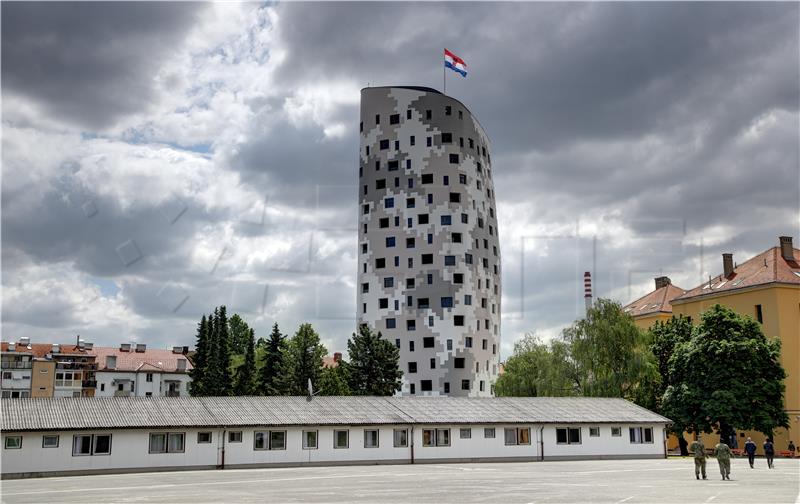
(361, 85, 443, 95)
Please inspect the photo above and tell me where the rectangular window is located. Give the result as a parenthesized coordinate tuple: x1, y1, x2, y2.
(93, 434, 112, 455)
(42, 435, 59, 448)
(406, 237, 415, 249)
(383, 277, 394, 288)
(445, 105, 451, 116)
(460, 428, 472, 439)
(484, 428, 495, 439)
(254, 431, 267, 450)
(410, 135, 415, 146)
(73, 435, 92, 455)
(446, 339, 453, 351)
(444, 382, 450, 393)
(755, 304, 763, 323)
(441, 297, 453, 308)
(461, 379, 470, 390)
(449, 192, 461, 203)
(504, 428, 517, 446)
(198, 432, 212, 444)
(334, 430, 349, 449)
(443, 175, 449, 186)
(364, 430, 379, 448)
(444, 255, 456, 266)
(394, 429, 408, 448)
(229, 431, 243, 443)
(422, 254, 433, 265)
(421, 378, 433, 391)
(436, 429, 450, 446)
(426, 136, 432, 147)
(441, 215, 452, 225)
(408, 362, 417, 373)
(441, 132, 452, 143)
(611, 427, 622, 437)
(589, 427, 600, 437)
(268, 430, 286, 450)
(380, 139, 389, 150)
(465, 336, 472, 347)
(407, 110, 412, 120)
(146, 373, 153, 382)
(407, 320, 416, 331)
(5, 436, 22, 450)
(422, 429, 435, 447)
(302, 430, 317, 450)
(556, 427, 581, 445)
(386, 318, 396, 329)
(388, 160, 399, 171)
(426, 110, 432, 120)
(422, 174, 433, 184)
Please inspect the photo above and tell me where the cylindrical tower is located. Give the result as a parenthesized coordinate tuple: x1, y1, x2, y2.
(357, 86, 501, 397)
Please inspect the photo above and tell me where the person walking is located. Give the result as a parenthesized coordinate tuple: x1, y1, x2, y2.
(744, 437, 757, 468)
(763, 438, 775, 468)
(788, 440, 796, 455)
(690, 438, 707, 480)
(714, 440, 732, 480)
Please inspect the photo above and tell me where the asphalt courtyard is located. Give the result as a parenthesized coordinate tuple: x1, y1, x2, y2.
(1, 458, 798, 504)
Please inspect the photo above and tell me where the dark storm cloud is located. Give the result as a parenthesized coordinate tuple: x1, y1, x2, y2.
(1, 2, 204, 129)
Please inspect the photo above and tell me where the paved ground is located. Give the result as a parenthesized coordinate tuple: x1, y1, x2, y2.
(1, 457, 798, 503)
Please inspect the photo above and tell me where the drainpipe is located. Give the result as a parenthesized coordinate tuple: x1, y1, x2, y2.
(220, 429, 226, 470)
(539, 426, 545, 461)
(410, 425, 415, 464)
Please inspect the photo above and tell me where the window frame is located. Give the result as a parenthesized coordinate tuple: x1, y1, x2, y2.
(270, 430, 287, 450)
(484, 428, 496, 439)
(611, 427, 622, 437)
(302, 430, 318, 450)
(459, 428, 472, 439)
(197, 432, 213, 444)
(393, 428, 409, 448)
(364, 429, 380, 449)
(5, 436, 22, 450)
(228, 431, 243, 443)
(589, 427, 600, 437)
(334, 429, 349, 449)
(556, 427, 582, 445)
(42, 434, 59, 449)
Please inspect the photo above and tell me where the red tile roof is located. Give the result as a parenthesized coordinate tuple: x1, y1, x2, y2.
(90, 346, 192, 373)
(674, 245, 800, 303)
(624, 284, 686, 317)
(0, 343, 94, 358)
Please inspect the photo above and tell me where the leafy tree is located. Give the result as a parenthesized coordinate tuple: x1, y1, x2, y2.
(318, 361, 351, 396)
(662, 304, 788, 441)
(233, 328, 257, 395)
(259, 323, 286, 395)
(494, 333, 572, 397)
(280, 323, 327, 395)
(346, 324, 402, 396)
(228, 314, 252, 355)
(189, 315, 209, 396)
(561, 298, 659, 406)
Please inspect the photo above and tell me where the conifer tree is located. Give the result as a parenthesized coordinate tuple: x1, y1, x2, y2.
(259, 323, 285, 395)
(346, 324, 402, 396)
(205, 308, 221, 395)
(233, 328, 257, 395)
(189, 315, 209, 396)
(216, 305, 232, 395)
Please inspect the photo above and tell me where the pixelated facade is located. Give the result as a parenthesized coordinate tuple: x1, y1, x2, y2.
(357, 86, 501, 397)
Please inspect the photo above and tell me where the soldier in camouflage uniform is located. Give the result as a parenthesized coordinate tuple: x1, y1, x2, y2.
(714, 441, 732, 480)
(689, 438, 707, 480)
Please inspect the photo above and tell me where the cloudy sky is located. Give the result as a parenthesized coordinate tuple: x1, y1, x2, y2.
(2, 2, 798, 357)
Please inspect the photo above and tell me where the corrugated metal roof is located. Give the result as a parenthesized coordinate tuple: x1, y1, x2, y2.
(1, 396, 670, 432)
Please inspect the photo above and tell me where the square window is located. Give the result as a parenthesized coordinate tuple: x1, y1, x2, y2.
(505, 429, 518, 446)
(441, 215, 452, 226)
(376, 258, 386, 269)
(334, 430, 349, 449)
(197, 432, 212, 444)
(384, 277, 394, 288)
(5, 436, 22, 450)
(441, 132, 452, 143)
(449, 193, 461, 203)
(589, 427, 600, 437)
(386, 236, 396, 247)
(454, 316, 465, 326)
(422, 254, 433, 265)
(42, 435, 59, 448)
(420, 380, 432, 392)
(386, 318, 396, 329)
(408, 362, 418, 373)
(379, 298, 388, 309)
(460, 428, 471, 439)
(418, 298, 430, 309)
(464, 295, 472, 305)
(384, 197, 394, 208)
(454, 273, 463, 283)
(418, 214, 429, 224)
(93, 434, 112, 455)
(394, 429, 409, 447)
(388, 160, 399, 171)
(380, 139, 389, 150)
(423, 337, 434, 348)
(459, 174, 467, 185)
(449, 154, 459, 164)
(390, 114, 400, 124)
(229, 431, 243, 443)
(406, 237, 415, 249)
(464, 336, 472, 347)
(302, 430, 318, 450)
(149, 433, 167, 453)
(407, 198, 415, 208)
(364, 430, 379, 448)
(454, 357, 464, 368)
(376, 179, 386, 189)
(406, 278, 415, 288)
(484, 428, 495, 439)
(441, 297, 453, 308)
(422, 174, 433, 184)
(270, 430, 287, 450)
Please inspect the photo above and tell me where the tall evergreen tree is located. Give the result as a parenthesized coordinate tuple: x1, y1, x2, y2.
(189, 315, 209, 396)
(281, 323, 327, 395)
(346, 324, 402, 396)
(228, 314, 252, 355)
(233, 328, 257, 395)
(216, 305, 232, 395)
(259, 323, 285, 395)
(205, 308, 221, 395)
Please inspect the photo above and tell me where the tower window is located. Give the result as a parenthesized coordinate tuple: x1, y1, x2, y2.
(441, 133, 452, 143)
(390, 114, 400, 125)
(380, 139, 389, 150)
(449, 154, 459, 164)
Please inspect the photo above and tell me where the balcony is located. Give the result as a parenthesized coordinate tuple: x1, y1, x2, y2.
(1, 361, 32, 370)
(114, 390, 131, 397)
(82, 380, 97, 388)
(165, 391, 181, 397)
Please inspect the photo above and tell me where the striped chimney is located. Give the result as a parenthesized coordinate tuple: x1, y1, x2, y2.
(584, 271, 593, 314)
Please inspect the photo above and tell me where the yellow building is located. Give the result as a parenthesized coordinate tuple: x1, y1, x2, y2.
(31, 359, 55, 398)
(624, 276, 686, 330)
(628, 236, 800, 454)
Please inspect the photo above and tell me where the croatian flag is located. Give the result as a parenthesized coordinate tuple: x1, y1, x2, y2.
(444, 49, 467, 77)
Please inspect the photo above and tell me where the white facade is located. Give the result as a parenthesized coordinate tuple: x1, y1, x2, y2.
(1, 423, 666, 478)
(94, 371, 191, 398)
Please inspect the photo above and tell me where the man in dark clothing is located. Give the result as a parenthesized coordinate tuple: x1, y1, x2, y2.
(764, 438, 775, 468)
(744, 437, 757, 468)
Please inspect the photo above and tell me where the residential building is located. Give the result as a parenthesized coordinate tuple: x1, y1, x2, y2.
(1, 339, 33, 398)
(358, 86, 501, 397)
(92, 344, 192, 397)
(670, 236, 800, 452)
(623, 276, 686, 329)
(1, 396, 669, 478)
(1, 339, 97, 398)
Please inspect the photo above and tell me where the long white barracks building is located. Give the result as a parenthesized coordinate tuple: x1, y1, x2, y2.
(1, 396, 670, 478)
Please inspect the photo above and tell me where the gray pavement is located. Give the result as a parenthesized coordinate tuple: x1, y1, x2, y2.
(1, 457, 799, 504)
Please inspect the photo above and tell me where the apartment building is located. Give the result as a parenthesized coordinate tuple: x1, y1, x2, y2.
(92, 343, 192, 397)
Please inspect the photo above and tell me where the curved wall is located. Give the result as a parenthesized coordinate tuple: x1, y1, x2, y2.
(357, 87, 501, 397)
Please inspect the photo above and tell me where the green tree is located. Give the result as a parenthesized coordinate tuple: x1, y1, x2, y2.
(233, 328, 257, 395)
(259, 323, 286, 395)
(662, 304, 788, 441)
(561, 298, 659, 406)
(228, 314, 252, 355)
(346, 324, 402, 396)
(189, 315, 209, 396)
(280, 323, 327, 395)
(494, 333, 573, 397)
(318, 362, 351, 396)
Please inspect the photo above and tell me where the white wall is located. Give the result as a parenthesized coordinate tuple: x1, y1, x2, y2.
(1, 423, 666, 477)
(95, 372, 192, 397)
(542, 424, 665, 459)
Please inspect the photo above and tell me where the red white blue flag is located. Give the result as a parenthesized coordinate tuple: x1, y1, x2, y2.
(444, 49, 467, 77)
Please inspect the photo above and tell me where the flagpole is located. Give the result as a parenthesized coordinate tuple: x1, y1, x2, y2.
(443, 50, 446, 95)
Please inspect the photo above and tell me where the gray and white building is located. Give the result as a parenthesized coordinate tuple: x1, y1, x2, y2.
(358, 86, 501, 397)
(1, 396, 670, 478)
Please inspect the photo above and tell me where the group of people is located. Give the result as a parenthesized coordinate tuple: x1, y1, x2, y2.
(689, 437, 783, 480)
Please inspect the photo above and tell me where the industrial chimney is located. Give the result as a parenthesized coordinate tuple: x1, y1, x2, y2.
(584, 271, 593, 314)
